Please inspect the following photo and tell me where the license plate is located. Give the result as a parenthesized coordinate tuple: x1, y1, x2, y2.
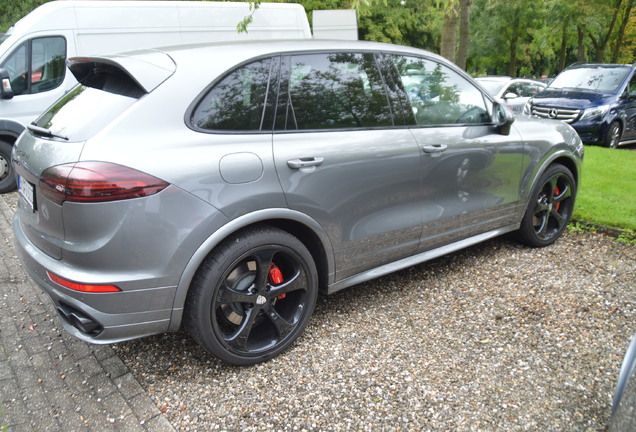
(18, 175, 35, 212)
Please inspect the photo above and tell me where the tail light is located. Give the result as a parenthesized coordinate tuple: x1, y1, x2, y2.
(40, 162, 169, 205)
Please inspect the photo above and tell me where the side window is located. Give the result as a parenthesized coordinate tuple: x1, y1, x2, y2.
(191, 58, 275, 131)
(2, 42, 28, 95)
(279, 52, 393, 130)
(0, 37, 66, 96)
(391, 55, 489, 126)
(31, 37, 66, 93)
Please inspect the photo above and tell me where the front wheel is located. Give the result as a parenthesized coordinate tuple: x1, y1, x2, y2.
(185, 225, 318, 365)
(515, 164, 576, 248)
(0, 140, 17, 193)
(605, 121, 621, 149)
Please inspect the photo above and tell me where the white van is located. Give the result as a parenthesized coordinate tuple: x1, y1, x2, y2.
(0, 0, 311, 192)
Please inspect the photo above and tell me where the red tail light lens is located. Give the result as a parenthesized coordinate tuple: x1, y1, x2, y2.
(40, 162, 169, 205)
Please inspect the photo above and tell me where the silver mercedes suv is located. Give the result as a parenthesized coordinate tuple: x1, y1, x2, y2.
(12, 40, 583, 365)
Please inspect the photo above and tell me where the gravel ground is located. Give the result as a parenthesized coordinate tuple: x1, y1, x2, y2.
(110, 228, 635, 431)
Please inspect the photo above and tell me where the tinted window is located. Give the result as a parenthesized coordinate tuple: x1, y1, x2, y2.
(0, 37, 65, 96)
(192, 58, 274, 131)
(34, 85, 137, 142)
(278, 52, 393, 130)
(391, 55, 489, 126)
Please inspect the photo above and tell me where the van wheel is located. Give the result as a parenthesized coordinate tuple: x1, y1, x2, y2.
(185, 225, 318, 365)
(605, 122, 621, 149)
(515, 164, 576, 248)
(0, 140, 17, 194)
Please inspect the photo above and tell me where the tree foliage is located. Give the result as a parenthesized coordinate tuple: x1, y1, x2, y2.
(1, 0, 634, 78)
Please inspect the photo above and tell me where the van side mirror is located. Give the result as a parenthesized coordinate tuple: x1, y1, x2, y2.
(0, 68, 14, 99)
(493, 102, 514, 135)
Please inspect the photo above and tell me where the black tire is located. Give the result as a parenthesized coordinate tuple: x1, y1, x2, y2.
(0, 140, 17, 194)
(515, 164, 576, 248)
(605, 121, 621, 149)
(185, 225, 318, 365)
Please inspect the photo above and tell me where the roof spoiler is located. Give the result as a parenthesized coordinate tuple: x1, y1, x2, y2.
(68, 50, 176, 94)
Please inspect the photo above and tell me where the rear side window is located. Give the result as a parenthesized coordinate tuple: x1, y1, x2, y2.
(277, 52, 394, 130)
(191, 58, 275, 131)
(1, 36, 66, 96)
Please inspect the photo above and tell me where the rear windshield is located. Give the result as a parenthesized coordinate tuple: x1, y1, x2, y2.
(33, 65, 143, 142)
(549, 66, 631, 93)
(33, 85, 137, 142)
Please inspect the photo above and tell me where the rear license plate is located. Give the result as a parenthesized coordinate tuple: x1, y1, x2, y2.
(18, 175, 35, 212)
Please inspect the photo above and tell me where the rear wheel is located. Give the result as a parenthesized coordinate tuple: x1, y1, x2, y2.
(185, 225, 318, 365)
(605, 121, 621, 149)
(516, 164, 576, 247)
(0, 140, 16, 193)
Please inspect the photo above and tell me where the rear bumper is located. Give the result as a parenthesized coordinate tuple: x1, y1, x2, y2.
(13, 214, 176, 344)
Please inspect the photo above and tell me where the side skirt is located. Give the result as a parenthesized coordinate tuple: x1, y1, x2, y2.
(326, 224, 519, 295)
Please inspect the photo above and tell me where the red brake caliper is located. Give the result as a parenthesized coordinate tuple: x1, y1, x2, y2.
(554, 185, 561, 212)
(269, 263, 286, 300)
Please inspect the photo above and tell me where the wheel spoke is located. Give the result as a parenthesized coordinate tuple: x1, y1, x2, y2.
(217, 284, 255, 305)
(551, 208, 567, 229)
(269, 267, 306, 297)
(252, 249, 277, 290)
(224, 307, 258, 351)
(554, 182, 571, 203)
(263, 303, 296, 339)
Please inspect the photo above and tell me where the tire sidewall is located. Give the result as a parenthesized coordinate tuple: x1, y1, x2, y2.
(0, 140, 16, 193)
(186, 226, 318, 365)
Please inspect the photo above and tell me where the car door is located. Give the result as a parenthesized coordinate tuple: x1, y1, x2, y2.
(272, 52, 423, 281)
(386, 54, 526, 252)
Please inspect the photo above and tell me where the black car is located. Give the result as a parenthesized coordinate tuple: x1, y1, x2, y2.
(525, 63, 636, 148)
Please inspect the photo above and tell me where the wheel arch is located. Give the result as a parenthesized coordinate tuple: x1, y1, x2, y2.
(0, 119, 26, 144)
(168, 209, 334, 331)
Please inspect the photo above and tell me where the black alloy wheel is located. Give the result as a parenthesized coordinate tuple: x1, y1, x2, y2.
(185, 225, 318, 365)
(516, 164, 576, 248)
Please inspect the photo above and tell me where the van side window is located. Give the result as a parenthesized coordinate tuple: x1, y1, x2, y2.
(191, 58, 275, 131)
(0, 37, 66, 96)
(278, 52, 393, 130)
(390, 55, 489, 126)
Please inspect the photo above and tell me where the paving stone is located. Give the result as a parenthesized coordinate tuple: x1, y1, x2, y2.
(0, 193, 174, 432)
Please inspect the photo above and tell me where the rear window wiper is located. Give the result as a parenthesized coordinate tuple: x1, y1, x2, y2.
(28, 123, 69, 141)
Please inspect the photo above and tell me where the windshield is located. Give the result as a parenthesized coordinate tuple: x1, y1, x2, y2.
(549, 66, 630, 93)
(476, 79, 507, 96)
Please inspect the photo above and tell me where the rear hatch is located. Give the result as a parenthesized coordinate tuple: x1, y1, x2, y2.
(13, 51, 175, 259)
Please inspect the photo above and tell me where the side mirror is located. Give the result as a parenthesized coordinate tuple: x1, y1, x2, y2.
(503, 92, 518, 100)
(0, 68, 13, 99)
(493, 102, 514, 136)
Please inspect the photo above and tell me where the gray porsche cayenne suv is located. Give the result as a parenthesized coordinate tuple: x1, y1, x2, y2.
(12, 40, 583, 365)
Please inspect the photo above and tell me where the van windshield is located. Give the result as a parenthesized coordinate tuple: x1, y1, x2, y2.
(549, 66, 630, 93)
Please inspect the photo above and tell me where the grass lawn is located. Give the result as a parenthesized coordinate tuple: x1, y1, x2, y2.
(572, 145, 636, 233)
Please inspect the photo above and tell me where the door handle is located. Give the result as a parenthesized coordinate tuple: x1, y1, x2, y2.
(287, 157, 325, 169)
(421, 144, 448, 153)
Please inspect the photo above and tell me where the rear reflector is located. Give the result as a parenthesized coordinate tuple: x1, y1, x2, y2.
(47, 271, 121, 293)
(40, 161, 169, 205)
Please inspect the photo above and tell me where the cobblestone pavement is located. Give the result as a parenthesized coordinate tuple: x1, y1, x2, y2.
(0, 192, 174, 432)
